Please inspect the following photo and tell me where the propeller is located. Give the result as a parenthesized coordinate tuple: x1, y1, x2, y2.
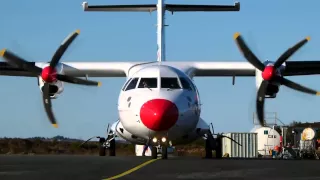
(233, 32, 320, 126)
(0, 30, 102, 128)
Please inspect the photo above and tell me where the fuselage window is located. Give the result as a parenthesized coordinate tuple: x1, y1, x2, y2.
(179, 77, 192, 91)
(161, 77, 181, 89)
(122, 78, 132, 91)
(138, 78, 158, 88)
(125, 78, 139, 91)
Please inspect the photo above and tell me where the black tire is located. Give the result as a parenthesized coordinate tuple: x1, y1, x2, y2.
(151, 146, 157, 159)
(205, 138, 212, 159)
(216, 137, 222, 159)
(99, 138, 106, 156)
(109, 139, 116, 156)
(216, 148, 222, 159)
(162, 146, 168, 159)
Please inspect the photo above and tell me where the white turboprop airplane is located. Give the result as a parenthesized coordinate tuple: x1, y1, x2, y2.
(1, 0, 320, 159)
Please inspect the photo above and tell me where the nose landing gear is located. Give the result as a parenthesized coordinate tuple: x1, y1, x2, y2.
(150, 136, 170, 159)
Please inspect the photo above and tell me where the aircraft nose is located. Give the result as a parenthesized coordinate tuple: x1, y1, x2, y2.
(140, 99, 179, 131)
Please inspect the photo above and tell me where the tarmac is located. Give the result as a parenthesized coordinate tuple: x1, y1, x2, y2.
(0, 155, 320, 180)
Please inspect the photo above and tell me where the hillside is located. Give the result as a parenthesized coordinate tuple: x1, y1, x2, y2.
(2, 121, 320, 157)
(0, 136, 206, 156)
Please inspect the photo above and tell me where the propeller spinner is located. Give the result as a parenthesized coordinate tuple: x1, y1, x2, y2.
(233, 32, 320, 126)
(0, 30, 102, 128)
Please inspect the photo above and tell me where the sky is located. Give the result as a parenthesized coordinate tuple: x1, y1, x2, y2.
(1, 0, 320, 139)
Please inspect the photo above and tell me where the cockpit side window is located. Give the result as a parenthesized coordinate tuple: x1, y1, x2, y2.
(161, 77, 181, 89)
(138, 78, 158, 88)
(179, 77, 192, 91)
(122, 78, 132, 91)
(125, 78, 139, 91)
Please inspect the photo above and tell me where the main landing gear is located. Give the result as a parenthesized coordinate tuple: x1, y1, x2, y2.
(150, 137, 170, 160)
(80, 124, 117, 157)
(99, 136, 116, 157)
(203, 123, 242, 159)
(204, 132, 222, 159)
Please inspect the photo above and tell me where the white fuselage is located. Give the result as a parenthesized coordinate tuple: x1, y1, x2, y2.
(111, 64, 207, 145)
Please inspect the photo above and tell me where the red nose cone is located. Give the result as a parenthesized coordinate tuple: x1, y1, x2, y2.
(41, 66, 57, 83)
(262, 66, 274, 81)
(140, 99, 179, 131)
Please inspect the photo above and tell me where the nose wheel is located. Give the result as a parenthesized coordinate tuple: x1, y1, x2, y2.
(161, 146, 168, 159)
(150, 137, 170, 159)
(151, 145, 168, 159)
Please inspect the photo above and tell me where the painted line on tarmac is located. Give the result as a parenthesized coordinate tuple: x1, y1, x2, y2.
(103, 157, 160, 180)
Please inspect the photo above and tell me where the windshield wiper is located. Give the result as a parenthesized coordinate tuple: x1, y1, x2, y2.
(144, 85, 152, 91)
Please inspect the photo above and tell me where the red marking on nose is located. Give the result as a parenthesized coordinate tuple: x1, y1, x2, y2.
(41, 66, 57, 83)
(262, 66, 274, 81)
(140, 99, 179, 131)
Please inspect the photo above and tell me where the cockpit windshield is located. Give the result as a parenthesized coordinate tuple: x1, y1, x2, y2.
(138, 78, 158, 88)
(124, 77, 139, 91)
(161, 77, 181, 89)
(179, 77, 193, 91)
(124, 76, 194, 91)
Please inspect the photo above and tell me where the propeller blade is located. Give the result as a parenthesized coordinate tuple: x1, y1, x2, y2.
(233, 32, 265, 71)
(0, 49, 42, 74)
(50, 30, 80, 68)
(279, 77, 320, 95)
(42, 83, 58, 128)
(256, 80, 268, 126)
(274, 36, 310, 68)
(56, 74, 101, 86)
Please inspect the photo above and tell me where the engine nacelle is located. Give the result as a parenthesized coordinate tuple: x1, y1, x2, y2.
(255, 62, 285, 99)
(38, 77, 64, 99)
(111, 121, 147, 145)
(37, 64, 65, 99)
(256, 68, 279, 98)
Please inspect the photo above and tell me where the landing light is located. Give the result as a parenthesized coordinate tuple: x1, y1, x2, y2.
(152, 137, 157, 143)
(161, 137, 166, 143)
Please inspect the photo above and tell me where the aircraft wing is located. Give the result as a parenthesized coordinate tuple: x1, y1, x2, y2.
(1, 61, 320, 78)
(0, 61, 142, 78)
(82, 2, 157, 12)
(175, 61, 320, 77)
(185, 62, 255, 77)
(82, 1, 240, 13)
(166, 2, 240, 13)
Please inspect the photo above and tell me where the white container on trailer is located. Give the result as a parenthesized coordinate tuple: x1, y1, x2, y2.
(250, 126, 281, 156)
(222, 132, 258, 158)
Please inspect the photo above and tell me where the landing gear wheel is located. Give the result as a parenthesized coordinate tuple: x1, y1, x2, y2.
(205, 140, 212, 159)
(161, 146, 168, 159)
(216, 137, 222, 159)
(99, 138, 106, 156)
(205, 135, 213, 159)
(216, 146, 222, 159)
(151, 146, 157, 159)
(108, 139, 116, 156)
